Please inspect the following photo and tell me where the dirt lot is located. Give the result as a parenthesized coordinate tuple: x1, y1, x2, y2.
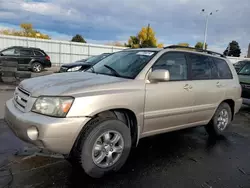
(0, 92, 250, 188)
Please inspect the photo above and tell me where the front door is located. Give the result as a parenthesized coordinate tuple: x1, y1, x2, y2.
(0, 48, 19, 66)
(143, 52, 195, 137)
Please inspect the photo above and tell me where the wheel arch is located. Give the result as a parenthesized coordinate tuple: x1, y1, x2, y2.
(219, 99, 235, 120)
(30, 59, 43, 65)
(71, 108, 139, 157)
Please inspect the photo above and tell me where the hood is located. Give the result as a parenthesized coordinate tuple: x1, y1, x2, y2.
(239, 74, 250, 84)
(19, 72, 129, 97)
(61, 61, 90, 68)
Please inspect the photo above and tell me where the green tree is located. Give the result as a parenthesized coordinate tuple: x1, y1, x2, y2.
(71, 34, 86, 43)
(223, 40, 241, 57)
(195, 42, 207, 50)
(178, 43, 189, 47)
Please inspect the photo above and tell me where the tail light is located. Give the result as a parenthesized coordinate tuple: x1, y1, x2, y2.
(45, 55, 50, 61)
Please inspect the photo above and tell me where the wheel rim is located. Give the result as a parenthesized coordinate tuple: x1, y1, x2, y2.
(92, 130, 124, 168)
(33, 64, 41, 72)
(217, 109, 229, 131)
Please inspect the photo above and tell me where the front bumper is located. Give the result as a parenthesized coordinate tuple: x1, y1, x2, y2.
(4, 99, 90, 154)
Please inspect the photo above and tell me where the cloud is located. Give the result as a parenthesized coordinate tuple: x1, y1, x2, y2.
(0, 0, 249, 56)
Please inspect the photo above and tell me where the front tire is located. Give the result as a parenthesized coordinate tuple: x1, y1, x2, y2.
(78, 118, 131, 178)
(205, 102, 232, 137)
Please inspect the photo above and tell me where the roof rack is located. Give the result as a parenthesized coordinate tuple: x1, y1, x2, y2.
(164, 45, 226, 58)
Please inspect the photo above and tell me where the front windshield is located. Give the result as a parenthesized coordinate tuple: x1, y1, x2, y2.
(87, 50, 157, 79)
(239, 63, 250, 75)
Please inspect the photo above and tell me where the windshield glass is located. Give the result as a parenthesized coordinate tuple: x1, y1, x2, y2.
(87, 50, 157, 79)
(239, 63, 250, 75)
(85, 53, 110, 65)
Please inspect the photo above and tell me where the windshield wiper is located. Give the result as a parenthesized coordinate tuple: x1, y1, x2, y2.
(104, 65, 121, 77)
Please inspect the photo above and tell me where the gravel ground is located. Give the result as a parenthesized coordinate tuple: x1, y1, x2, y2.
(0, 93, 249, 188)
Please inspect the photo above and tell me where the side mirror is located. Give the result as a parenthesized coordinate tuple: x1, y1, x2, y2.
(148, 69, 170, 82)
(0, 53, 3, 56)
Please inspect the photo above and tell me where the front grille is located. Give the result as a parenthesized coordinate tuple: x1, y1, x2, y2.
(14, 87, 30, 110)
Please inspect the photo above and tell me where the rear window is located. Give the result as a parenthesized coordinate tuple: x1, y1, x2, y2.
(34, 50, 44, 56)
(213, 58, 233, 79)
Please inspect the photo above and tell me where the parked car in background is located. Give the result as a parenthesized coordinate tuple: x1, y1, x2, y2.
(238, 61, 250, 105)
(59, 53, 112, 72)
(0, 46, 51, 73)
(5, 46, 242, 178)
(233, 60, 249, 72)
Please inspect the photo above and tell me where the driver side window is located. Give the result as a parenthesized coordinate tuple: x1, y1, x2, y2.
(1, 48, 15, 56)
(1, 48, 20, 56)
(152, 52, 188, 81)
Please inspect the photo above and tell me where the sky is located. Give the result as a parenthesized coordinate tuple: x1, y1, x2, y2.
(0, 0, 249, 56)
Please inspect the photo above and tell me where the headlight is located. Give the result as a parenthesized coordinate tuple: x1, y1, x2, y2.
(67, 66, 82, 72)
(32, 96, 74, 117)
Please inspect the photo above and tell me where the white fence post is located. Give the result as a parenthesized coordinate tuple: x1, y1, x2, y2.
(88, 44, 90, 57)
(59, 42, 61, 66)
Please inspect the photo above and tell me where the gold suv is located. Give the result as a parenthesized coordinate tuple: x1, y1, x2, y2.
(5, 46, 242, 178)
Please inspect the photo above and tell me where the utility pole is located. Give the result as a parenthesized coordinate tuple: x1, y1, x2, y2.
(201, 9, 219, 50)
(203, 14, 209, 50)
(147, 23, 150, 41)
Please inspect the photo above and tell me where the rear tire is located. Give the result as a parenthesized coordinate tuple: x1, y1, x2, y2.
(31, 62, 43, 73)
(205, 102, 232, 137)
(77, 117, 131, 178)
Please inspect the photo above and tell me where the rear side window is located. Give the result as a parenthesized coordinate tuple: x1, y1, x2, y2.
(188, 54, 214, 80)
(34, 50, 44, 56)
(20, 49, 34, 56)
(213, 58, 233, 79)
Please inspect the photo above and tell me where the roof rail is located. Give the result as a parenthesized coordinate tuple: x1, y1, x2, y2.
(164, 45, 226, 58)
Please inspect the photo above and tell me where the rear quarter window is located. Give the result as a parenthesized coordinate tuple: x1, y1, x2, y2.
(213, 58, 233, 79)
(34, 50, 45, 56)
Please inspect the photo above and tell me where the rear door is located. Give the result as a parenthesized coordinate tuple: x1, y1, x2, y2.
(186, 53, 225, 123)
(19, 49, 34, 70)
(213, 58, 240, 102)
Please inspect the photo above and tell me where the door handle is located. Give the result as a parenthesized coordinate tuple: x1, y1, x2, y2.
(216, 82, 222, 88)
(184, 84, 192, 90)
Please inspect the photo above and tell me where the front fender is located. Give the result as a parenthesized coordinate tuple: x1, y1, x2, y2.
(67, 88, 145, 138)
